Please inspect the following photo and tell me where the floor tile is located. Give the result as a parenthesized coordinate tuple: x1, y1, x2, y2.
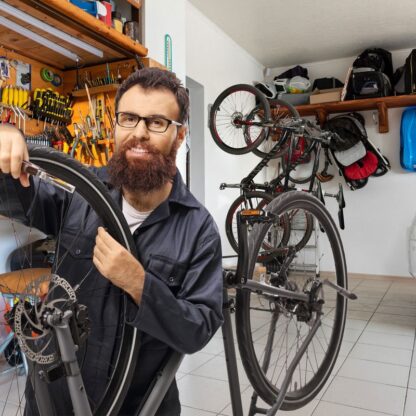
(364, 320, 415, 337)
(177, 374, 232, 413)
(349, 343, 413, 367)
(376, 304, 416, 317)
(219, 386, 319, 416)
(404, 388, 416, 416)
(190, 354, 251, 386)
(408, 367, 416, 389)
(199, 336, 225, 355)
(347, 309, 374, 321)
(322, 376, 406, 415)
(179, 352, 215, 374)
(337, 357, 409, 387)
(180, 406, 217, 416)
(358, 330, 414, 350)
(312, 401, 395, 416)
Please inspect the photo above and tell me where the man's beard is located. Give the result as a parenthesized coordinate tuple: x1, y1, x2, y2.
(107, 138, 178, 193)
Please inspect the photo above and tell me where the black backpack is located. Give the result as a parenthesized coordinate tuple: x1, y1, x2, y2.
(346, 48, 393, 99)
(352, 48, 394, 82)
(393, 49, 416, 95)
(324, 112, 366, 152)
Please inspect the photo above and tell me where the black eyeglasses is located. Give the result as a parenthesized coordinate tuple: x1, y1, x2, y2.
(115, 112, 182, 133)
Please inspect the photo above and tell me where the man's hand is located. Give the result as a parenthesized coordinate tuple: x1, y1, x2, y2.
(93, 227, 144, 304)
(0, 124, 30, 187)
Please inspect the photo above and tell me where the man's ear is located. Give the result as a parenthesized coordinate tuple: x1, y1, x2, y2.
(176, 125, 187, 147)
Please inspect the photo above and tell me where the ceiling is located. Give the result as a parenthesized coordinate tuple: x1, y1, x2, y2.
(188, 0, 416, 68)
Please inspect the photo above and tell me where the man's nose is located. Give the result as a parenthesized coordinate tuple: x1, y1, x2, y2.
(132, 119, 150, 140)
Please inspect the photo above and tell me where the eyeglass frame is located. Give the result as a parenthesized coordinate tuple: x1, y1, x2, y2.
(115, 112, 183, 133)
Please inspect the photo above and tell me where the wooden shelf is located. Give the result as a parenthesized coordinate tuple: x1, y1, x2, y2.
(72, 84, 120, 97)
(2, 0, 148, 69)
(288, 95, 416, 133)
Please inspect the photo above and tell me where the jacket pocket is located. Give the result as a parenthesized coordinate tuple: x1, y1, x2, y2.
(59, 231, 95, 259)
(147, 254, 187, 291)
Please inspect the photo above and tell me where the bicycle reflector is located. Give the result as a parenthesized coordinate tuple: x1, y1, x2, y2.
(240, 209, 262, 217)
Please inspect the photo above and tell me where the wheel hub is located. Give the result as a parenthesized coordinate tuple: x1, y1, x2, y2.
(231, 111, 244, 128)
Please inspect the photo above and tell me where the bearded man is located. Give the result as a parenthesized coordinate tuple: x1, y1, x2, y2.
(0, 67, 223, 415)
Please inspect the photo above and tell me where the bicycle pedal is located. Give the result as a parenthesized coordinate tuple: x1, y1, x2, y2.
(322, 279, 357, 300)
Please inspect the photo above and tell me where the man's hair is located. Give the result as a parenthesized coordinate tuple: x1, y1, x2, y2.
(115, 67, 189, 124)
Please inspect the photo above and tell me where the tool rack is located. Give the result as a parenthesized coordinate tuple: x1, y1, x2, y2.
(0, 0, 164, 166)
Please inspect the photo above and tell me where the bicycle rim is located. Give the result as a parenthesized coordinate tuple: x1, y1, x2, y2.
(0, 147, 139, 415)
(235, 192, 347, 410)
(209, 84, 270, 155)
(252, 99, 299, 159)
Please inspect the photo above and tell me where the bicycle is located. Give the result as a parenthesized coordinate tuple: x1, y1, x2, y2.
(0, 147, 355, 415)
(216, 112, 346, 256)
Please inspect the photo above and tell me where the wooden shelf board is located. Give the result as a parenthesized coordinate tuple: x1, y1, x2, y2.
(273, 94, 416, 133)
(72, 84, 120, 97)
(2, 0, 148, 69)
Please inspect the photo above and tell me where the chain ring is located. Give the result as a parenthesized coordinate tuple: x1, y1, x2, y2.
(13, 274, 77, 364)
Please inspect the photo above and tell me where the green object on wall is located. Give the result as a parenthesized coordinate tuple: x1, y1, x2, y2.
(164, 34, 172, 71)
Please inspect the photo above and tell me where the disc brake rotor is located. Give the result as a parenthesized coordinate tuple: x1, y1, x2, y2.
(13, 274, 76, 364)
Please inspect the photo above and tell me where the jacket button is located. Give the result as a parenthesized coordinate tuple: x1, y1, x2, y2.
(75, 249, 81, 255)
(169, 276, 175, 283)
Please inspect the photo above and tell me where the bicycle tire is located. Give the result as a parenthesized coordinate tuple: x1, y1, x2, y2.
(235, 191, 347, 410)
(209, 84, 271, 155)
(225, 191, 290, 261)
(0, 147, 139, 415)
(251, 99, 300, 159)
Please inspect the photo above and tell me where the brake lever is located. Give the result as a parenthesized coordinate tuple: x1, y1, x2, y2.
(22, 160, 75, 194)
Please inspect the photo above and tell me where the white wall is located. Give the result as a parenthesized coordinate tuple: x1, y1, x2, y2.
(143, 0, 187, 174)
(269, 49, 416, 277)
(185, 2, 265, 260)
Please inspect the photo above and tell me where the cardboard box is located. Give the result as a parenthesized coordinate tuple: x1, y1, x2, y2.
(309, 88, 343, 104)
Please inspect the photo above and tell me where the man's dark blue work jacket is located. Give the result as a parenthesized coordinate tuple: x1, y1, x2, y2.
(8, 169, 224, 415)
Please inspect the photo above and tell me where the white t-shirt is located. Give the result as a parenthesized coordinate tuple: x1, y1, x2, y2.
(122, 196, 153, 233)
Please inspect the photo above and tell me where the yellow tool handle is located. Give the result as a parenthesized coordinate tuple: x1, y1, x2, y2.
(13, 87, 19, 106)
(1, 86, 8, 104)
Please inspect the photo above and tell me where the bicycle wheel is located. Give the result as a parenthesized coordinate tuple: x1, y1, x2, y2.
(235, 192, 347, 410)
(0, 147, 139, 415)
(251, 99, 300, 159)
(225, 191, 290, 261)
(209, 84, 270, 155)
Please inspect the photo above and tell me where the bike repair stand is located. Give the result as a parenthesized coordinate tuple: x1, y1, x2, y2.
(32, 308, 93, 416)
(221, 211, 322, 416)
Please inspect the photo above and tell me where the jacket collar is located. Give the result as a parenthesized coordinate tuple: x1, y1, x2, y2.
(98, 168, 200, 229)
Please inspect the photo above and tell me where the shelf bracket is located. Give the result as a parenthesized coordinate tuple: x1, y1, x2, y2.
(377, 102, 389, 133)
(315, 108, 328, 127)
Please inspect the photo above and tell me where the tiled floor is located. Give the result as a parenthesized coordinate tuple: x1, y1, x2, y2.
(178, 275, 416, 416)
